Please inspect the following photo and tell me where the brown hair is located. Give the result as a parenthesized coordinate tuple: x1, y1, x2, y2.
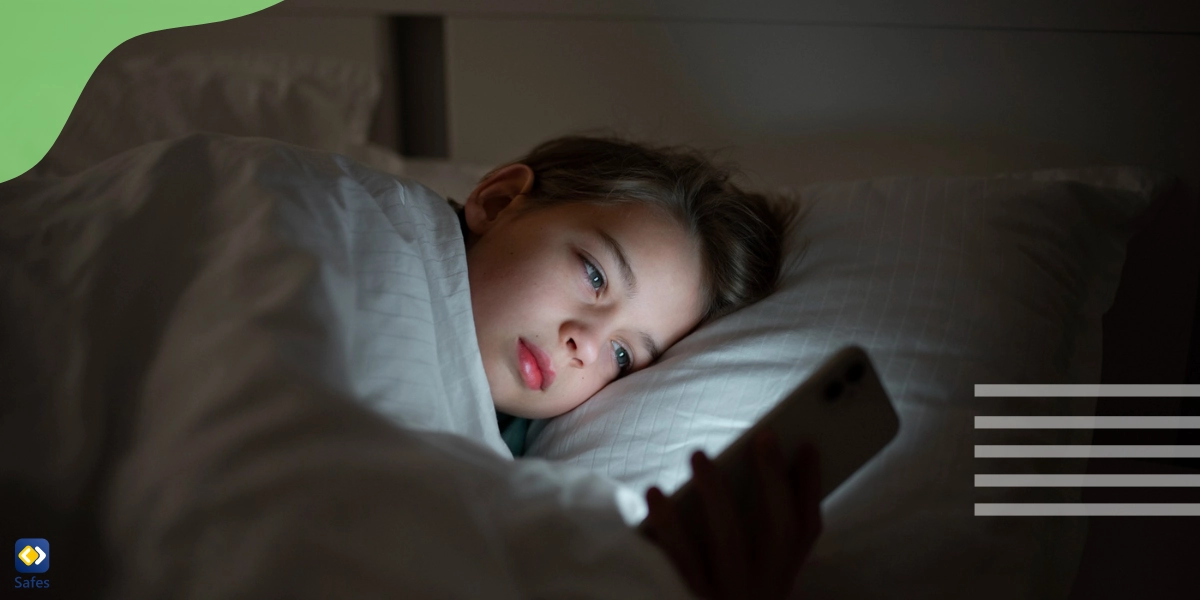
(489, 134, 798, 325)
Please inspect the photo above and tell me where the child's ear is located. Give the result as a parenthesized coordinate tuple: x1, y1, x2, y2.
(464, 163, 535, 235)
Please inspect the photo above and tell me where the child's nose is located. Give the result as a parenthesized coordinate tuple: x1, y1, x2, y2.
(566, 334, 600, 367)
(562, 320, 603, 367)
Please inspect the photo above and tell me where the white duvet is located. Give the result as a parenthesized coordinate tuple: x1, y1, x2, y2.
(0, 134, 688, 599)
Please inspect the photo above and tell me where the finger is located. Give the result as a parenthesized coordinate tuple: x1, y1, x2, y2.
(753, 431, 799, 590)
(645, 485, 712, 598)
(788, 444, 824, 560)
(693, 450, 750, 600)
(747, 432, 776, 559)
(771, 444, 822, 597)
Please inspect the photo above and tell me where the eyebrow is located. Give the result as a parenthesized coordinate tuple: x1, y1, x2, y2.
(594, 228, 661, 365)
(596, 229, 638, 299)
(641, 331, 663, 365)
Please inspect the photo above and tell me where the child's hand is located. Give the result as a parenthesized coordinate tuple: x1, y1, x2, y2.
(642, 432, 822, 599)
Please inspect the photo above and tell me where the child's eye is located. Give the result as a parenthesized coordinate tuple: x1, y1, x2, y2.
(582, 256, 605, 292)
(611, 340, 633, 376)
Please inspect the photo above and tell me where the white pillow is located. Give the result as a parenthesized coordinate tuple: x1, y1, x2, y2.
(31, 52, 380, 178)
(525, 167, 1172, 599)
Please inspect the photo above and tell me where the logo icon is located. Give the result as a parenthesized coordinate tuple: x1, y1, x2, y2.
(14, 539, 49, 573)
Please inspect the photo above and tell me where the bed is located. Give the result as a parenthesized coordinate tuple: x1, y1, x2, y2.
(8, 0, 1200, 598)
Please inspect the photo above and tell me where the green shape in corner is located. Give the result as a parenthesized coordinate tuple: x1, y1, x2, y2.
(0, 0, 283, 183)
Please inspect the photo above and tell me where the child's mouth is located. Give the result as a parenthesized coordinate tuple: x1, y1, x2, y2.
(517, 338, 555, 391)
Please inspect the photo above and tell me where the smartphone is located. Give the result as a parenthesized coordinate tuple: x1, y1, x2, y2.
(639, 345, 900, 532)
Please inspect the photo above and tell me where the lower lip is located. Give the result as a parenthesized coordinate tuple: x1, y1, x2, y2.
(517, 340, 544, 391)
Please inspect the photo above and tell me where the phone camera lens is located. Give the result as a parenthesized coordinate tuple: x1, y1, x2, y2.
(845, 361, 865, 382)
(823, 380, 843, 401)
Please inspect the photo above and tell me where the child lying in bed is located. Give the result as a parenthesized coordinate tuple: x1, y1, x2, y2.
(458, 135, 821, 599)
(0, 131, 817, 599)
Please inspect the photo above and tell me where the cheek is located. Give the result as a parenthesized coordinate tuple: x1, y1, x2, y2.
(469, 245, 571, 324)
(559, 369, 610, 410)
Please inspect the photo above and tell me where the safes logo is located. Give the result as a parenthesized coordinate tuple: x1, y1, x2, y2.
(14, 540, 48, 574)
(13, 538, 51, 591)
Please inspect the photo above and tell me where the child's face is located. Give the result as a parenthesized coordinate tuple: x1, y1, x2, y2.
(463, 165, 706, 419)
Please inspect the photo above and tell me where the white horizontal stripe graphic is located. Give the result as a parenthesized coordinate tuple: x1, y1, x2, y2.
(975, 504, 1200, 516)
(976, 474, 1200, 487)
(975, 416, 1200, 429)
(975, 445, 1200, 458)
(974, 384, 1200, 397)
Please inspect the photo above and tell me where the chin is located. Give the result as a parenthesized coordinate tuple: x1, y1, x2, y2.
(501, 401, 556, 420)
(506, 399, 544, 419)
(490, 391, 529, 417)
